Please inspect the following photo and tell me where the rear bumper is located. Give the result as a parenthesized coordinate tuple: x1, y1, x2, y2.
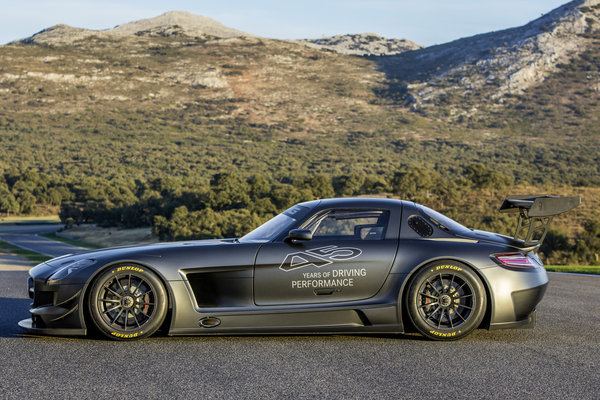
(511, 282, 547, 320)
(481, 265, 549, 329)
(489, 310, 537, 330)
(487, 282, 547, 330)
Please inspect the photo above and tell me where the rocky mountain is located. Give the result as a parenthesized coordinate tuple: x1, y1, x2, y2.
(17, 24, 101, 45)
(15, 11, 251, 45)
(6, 1, 600, 121)
(375, 0, 600, 112)
(1, 1, 599, 188)
(300, 33, 421, 56)
(110, 11, 251, 38)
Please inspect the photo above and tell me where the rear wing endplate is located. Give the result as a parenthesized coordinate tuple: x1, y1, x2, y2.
(499, 195, 581, 247)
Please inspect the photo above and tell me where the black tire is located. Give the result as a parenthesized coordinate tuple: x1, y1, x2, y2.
(88, 264, 167, 340)
(407, 261, 486, 340)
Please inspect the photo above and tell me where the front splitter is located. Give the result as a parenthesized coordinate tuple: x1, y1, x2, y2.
(18, 318, 86, 337)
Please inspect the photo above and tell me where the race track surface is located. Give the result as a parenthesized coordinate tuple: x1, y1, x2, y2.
(0, 271, 598, 399)
(0, 224, 87, 257)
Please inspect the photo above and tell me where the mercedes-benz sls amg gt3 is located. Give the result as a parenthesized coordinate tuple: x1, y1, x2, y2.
(19, 195, 579, 340)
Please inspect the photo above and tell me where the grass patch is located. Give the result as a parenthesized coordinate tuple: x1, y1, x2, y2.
(545, 265, 600, 275)
(40, 232, 99, 250)
(0, 216, 61, 225)
(0, 239, 51, 264)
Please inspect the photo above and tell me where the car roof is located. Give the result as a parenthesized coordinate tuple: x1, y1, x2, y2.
(299, 197, 407, 209)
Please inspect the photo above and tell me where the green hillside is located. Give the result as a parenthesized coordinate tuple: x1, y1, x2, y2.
(0, 9, 599, 265)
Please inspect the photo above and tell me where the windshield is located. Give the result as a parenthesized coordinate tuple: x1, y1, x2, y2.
(240, 205, 310, 241)
(418, 205, 469, 233)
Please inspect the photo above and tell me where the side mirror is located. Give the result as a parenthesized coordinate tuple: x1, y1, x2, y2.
(287, 229, 313, 241)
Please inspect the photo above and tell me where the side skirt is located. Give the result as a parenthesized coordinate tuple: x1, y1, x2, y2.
(168, 304, 403, 336)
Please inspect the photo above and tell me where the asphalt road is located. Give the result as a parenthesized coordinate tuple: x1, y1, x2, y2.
(0, 271, 598, 399)
(0, 224, 87, 257)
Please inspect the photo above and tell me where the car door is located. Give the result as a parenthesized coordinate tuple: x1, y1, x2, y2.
(254, 208, 399, 305)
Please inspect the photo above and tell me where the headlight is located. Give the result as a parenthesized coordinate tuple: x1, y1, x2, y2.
(47, 259, 95, 284)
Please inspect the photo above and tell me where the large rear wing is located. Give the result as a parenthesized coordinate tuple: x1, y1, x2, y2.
(499, 195, 581, 247)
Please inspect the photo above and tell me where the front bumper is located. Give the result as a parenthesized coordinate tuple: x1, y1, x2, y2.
(19, 270, 87, 336)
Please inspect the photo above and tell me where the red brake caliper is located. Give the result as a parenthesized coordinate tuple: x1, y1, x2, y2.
(143, 294, 149, 314)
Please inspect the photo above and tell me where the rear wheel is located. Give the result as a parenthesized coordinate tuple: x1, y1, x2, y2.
(407, 261, 486, 340)
(88, 264, 167, 340)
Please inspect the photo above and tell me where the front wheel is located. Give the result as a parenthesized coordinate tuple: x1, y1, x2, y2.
(407, 262, 486, 340)
(88, 264, 168, 340)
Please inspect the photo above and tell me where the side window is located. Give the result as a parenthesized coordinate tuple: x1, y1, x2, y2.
(306, 210, 390, 240)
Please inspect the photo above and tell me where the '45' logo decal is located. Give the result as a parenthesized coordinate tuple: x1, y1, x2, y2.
(279, 245, 362, 272)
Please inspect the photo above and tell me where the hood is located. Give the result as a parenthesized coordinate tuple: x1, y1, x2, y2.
(44, 238, 237, 267)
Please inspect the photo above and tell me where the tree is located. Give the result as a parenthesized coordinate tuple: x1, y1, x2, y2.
(575, 219, 600, 264)
(270, 184, 312, 209)
(333, 174, 365, 196)
(248, 197, 278, 215)
(464, 163, 513, 189)
(0, 185, 19, 216)
(208, 172, 250, 210)
(153, 206, 203, 240)
(248, 175, 271, 199)
(392, 167, 441, 199)
(16, 192, 36, 214)
(295, 175, 334, 199)
(361, 175, 389, 194)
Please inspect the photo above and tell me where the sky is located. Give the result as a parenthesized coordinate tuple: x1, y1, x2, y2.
(0, 0, 570, 46)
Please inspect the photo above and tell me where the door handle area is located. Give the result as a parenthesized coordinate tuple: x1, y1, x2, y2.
(313, 288, 337, 296)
